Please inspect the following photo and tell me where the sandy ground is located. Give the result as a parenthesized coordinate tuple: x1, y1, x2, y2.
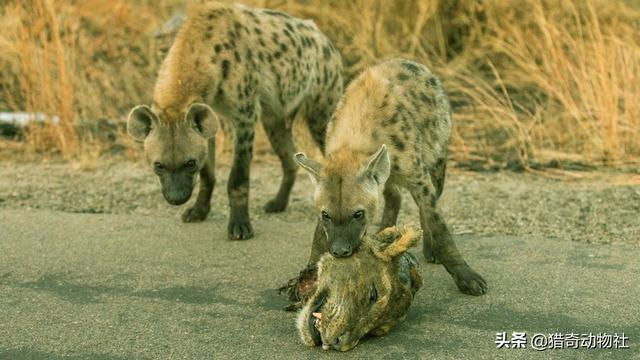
(1, 158, 639, 359)
(1, 158, 639, 245)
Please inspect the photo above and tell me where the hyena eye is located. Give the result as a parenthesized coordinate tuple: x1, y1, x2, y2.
(353, 210, 365, 220)
(321, 210, 331, 221)
(369, 286, 378, 305)
(184, 159, 197, 170)
(154, 162, 165, 173)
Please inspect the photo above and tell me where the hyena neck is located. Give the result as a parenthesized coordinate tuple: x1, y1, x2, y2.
(324, 148, 372, 176)
(152, 5, 232, 124)
(326, 68, 393, 155)
(152, 46, 214, 124)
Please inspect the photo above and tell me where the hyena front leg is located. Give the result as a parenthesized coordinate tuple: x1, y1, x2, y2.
(410, 177, 487, 295)
(182, 137, 216, 222)
(227, 116, 256, 240)
(380, 182, 402, 230)
(262, 116, 297, 213)
(307, 220, 329, 265)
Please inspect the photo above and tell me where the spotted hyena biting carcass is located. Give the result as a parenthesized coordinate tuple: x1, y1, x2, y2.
(294, 59, 487, 295)
(127, 2, 343, 239)
(297, 225, 423, 351)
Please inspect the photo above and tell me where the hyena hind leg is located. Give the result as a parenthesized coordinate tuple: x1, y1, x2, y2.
(409, 179, 487, 296)
(304, 107, 332, 154)
(182, 137, 216, 223)
(262, 116, 297, 213)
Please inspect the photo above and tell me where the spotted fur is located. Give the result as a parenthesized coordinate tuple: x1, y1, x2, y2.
(295, 59, 487, 295)
(128, 2, 343, 239)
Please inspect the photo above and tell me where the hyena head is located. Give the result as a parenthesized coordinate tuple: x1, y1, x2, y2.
(297, 225, 422, 351)
(295, 145, 390, 258)
(127, 103, 218, 205)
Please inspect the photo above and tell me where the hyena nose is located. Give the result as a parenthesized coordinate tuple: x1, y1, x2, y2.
(330, 244, 352, 258)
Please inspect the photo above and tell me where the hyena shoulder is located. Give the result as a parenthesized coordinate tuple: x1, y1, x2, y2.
(327, 59, 451, 173)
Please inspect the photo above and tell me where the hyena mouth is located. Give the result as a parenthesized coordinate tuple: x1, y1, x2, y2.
(165, 196, 190, 206)
(308, 292, 327, 346)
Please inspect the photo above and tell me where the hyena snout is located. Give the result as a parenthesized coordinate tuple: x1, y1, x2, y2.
(327, 225, 364, 258)
(329, 236, 362, 258)
(159, 172, 195, 205)
(330, 242, 352, 258)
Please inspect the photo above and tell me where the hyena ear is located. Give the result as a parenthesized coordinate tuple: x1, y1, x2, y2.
(294, 153, 322, 183)
(127, 105, 157, 141)
(373, 225, 422, 261)
(362, 144, 390, 186)
(185, 103, 218, 139)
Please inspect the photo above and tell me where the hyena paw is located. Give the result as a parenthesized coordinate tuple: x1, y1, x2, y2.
(228, 218, 254, 240)
(423, 245, 439, 264)
(264, 198, 288, 213)
(181, 205, 210, 223)
(449, 264, 487, 296)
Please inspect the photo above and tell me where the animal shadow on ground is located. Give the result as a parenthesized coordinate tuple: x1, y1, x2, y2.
(0, 350, 134, 360)
(2, 273, 238, 306)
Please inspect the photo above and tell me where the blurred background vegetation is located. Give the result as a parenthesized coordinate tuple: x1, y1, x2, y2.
(1, 0, 639, 170)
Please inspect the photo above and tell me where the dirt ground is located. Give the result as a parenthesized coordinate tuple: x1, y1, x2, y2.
(1, 156, 639, 359)
(1, 156, 638, 246)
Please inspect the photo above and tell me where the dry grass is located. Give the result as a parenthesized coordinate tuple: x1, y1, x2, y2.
(1, 0, 639, 167)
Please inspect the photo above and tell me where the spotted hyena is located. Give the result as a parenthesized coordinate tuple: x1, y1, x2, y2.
(127, 2, 343, 240)
(294, 59, 487, 295)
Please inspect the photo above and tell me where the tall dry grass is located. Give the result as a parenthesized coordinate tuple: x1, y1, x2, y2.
(2, 0, 77, 157)
(1, 0, 179, 159)
(458, 0, 640, 166)
(1, 0, 639, 167)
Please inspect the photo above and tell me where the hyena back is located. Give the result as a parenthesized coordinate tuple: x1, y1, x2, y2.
(127, 2, 343, 240)
(295, 59, 486, 295)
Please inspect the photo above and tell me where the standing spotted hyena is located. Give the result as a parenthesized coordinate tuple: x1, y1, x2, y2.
(294, 59, 487, 295)
(127, 2, 343, 240)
